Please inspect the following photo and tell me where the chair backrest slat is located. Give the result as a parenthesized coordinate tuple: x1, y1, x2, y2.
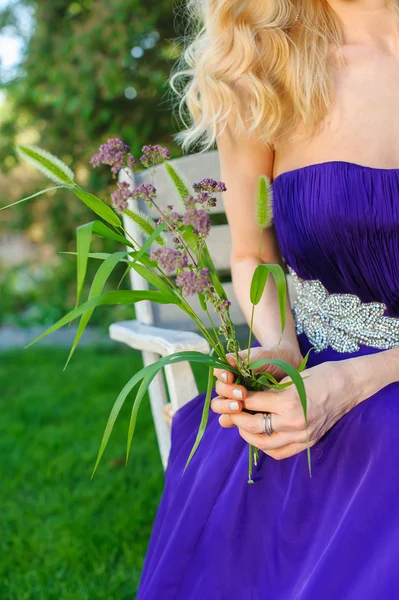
(135, 151, 223, 216)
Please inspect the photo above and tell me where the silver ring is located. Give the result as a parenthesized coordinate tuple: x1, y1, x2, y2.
(262, 412, 274, 436)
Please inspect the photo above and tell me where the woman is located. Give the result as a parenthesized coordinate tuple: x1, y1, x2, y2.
(137, 1, 399, 598)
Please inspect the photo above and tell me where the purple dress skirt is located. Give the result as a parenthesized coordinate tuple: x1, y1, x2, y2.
(136, 161, 399, 599)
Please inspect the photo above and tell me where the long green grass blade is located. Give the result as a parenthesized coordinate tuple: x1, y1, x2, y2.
(73, 187, 121, 227)
(125, 372, 157, 464)
(65, 252, 128, 368)
(198, 244, 228, 301)
(183, 366, 214, 474)
(298, 347, 315, 372)
(250, 264, 287, 332)
(89, 221, 133, 246)
(75, 220, 133, 306)
(130, 262, 178, 298)
(256, 373, 294, 390)
(92, 351, 235, 475)
(62, 251, 128, 261)
(26, 289, 176, 348)
(248, 444, 255, 484)
(0, 186, 66, 211)
(127, 221, 167, 269)
(76, 222, 94, 306)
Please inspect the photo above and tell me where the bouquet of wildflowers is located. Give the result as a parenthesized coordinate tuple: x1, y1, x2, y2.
(3, 139, 312, 483)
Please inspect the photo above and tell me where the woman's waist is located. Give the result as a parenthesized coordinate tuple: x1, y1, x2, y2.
(288, 267, 399, 356)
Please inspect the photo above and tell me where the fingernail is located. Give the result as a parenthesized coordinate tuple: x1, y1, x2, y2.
(232, 388, 243, 399)
(228, 401, 239, 411)
(221, 372, 228, 383)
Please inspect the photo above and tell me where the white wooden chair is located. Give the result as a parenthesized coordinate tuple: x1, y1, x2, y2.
(109, 150, 295, 469)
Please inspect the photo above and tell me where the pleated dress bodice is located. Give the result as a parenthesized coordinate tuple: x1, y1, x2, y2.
(272, 161, 399, 317)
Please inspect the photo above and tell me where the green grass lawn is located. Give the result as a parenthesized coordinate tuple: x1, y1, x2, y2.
(0, 345, 177, 600)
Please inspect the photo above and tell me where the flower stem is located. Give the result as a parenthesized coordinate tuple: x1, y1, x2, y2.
(248, 444, 255, 484)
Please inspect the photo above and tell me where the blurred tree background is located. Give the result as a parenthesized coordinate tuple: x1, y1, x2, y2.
(0, 0, 188, 327)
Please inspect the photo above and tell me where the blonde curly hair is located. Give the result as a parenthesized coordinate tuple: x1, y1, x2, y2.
(170, 0, 399, 152)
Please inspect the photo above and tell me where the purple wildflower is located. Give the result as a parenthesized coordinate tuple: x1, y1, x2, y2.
(140, 144, 171, 168)
(150, 248, 188, 274)
(182, 206, 211, 236)
(214, 298, 232, 314)
(111, 181, 132, 213)
(91, 138, 131, 176)
(127, 153, 137, 169)
(131, 183, 157, 203)
(183, 195, 195, 207)
(175, 268, 211, 296)
(193, 178, 227, 194)
(168, 212, 181, 225)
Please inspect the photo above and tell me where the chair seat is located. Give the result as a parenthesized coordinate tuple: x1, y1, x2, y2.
(109, 320, 211, 356)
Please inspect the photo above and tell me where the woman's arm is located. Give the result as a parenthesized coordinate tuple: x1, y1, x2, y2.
(212, 348, 399, 461)
(341, 346, 399, 407)
(216, 97, 299, 353)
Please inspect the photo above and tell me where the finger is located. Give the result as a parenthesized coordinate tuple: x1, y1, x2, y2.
(218, 414, 236, 428)
(227, 411, 282, 434)
(213, 368, 235, 384)
(225, 354, 238, 368)
(242, 389, 302, 415)
(237, 427, 306, 451)
(211, 396, 243, 415)
(264, 439, 317, 461)
(215, 380, 247, 401)
(230, 411, 303, 434)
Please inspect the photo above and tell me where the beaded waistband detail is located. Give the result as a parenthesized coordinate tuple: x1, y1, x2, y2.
(288, 267, 399, 353)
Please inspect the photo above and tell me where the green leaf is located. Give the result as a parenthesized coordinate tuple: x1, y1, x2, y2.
(298, 347, 316, 372)
(257, 372, 293, 390)
(198, 292, 207, 312)
(65, 252, 128, 368)
(248, 357, 312, 476)
(61, 252, 128, 261)
(0, 186, 66, 211)
(183, 366, 214, 473)
(128, 222, 167, 267)
(91, 351, 234, 475)
(250, 264, 287, 332)
(198, 244, 228, 301)
(248, 444, 255, 484)
(73, 186, 121, 227)
(26, 289, 176, 348)
(164, 161, 191, 206)
(130, 262, 178, 297)
(88, 221, 133, 247)
(75, 220, 133, 305)
(16, 145, 75, 186)
(125, 372, 157, 464)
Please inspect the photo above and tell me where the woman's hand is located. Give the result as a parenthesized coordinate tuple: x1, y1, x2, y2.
(214, 341, 304, 388)
(211, 359, 362, 460)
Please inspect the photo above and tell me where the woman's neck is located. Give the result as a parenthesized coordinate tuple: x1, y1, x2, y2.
(328, 0, 399, 47)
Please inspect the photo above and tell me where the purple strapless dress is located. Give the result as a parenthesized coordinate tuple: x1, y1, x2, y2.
(136, 161, 399, 599)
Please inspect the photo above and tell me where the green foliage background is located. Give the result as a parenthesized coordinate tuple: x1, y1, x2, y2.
(0, 0, 190, 327)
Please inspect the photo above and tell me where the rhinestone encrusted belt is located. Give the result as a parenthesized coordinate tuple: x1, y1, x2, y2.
(288, 266, 399, 353)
